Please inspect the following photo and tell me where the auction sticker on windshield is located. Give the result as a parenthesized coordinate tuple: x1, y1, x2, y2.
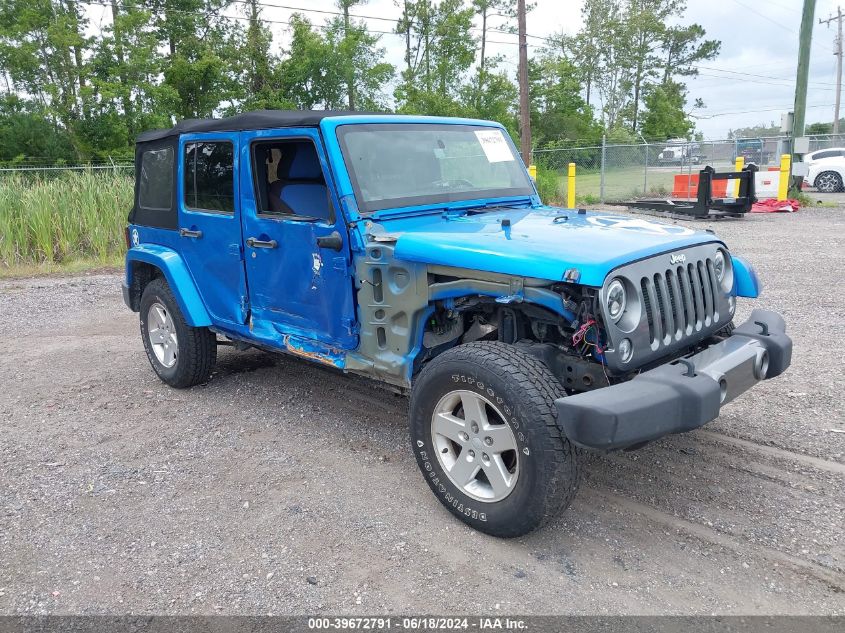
(474, 129, 514, 163)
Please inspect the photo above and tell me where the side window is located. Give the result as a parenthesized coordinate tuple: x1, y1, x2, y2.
(814, 150, 839, 160)
(183, 141, 235, 213)
(251, 139, 333, 222)
(139, 148, 173, 210)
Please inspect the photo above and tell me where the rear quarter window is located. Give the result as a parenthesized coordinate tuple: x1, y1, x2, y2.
(138, 148, 174, 210)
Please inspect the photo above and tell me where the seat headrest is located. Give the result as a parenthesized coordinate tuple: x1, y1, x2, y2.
(288, 143, 323, 180)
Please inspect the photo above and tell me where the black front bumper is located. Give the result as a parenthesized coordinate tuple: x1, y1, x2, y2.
(555, 309, 792, 450)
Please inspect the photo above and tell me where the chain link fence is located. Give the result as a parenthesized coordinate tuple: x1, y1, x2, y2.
(533, 133, 845, 204)
(0, 161, 133, 175)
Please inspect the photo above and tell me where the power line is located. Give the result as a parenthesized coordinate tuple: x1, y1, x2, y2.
(728, 0, 796, 34)
(692, 64, 837, 87)
(729, 0, 836, 54)
(693, 71, 838, 90)
(85, 0, 547, 45)
(80, 0, 542, 47)
(692, 103, 835, 119)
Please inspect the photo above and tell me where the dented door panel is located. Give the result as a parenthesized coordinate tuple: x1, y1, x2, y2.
(238, 127, 358, 351)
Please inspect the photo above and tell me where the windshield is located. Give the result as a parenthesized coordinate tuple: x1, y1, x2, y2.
(336, 123, 535, 213)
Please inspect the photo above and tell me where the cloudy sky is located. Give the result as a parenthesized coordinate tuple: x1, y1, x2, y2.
(82, 0, 843, 139)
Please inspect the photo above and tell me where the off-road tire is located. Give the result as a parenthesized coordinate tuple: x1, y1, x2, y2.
(139, 278, 217, 388)
(814, 171, 843, 193)
(409, 341, 581, 538)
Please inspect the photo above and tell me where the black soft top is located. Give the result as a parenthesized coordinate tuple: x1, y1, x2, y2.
(136, 109, 375, 142)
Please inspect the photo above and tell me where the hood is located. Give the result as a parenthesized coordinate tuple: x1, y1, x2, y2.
(380, 206, 721, 287)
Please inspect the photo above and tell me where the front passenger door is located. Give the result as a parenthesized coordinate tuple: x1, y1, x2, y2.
(239, 128, 357, 350)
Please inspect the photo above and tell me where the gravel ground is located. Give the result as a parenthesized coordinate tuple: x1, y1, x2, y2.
(0, 206, 843, 615)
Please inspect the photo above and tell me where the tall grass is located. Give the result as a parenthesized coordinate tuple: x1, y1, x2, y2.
(0, 169, 133, 271)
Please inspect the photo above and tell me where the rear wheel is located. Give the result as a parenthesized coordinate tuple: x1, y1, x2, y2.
(815, 171, 843, 193)
(410, 341, 580, 537)
(139, 278, 217, 388)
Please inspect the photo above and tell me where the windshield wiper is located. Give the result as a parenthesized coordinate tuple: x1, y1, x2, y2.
(455, 198, 533, 215)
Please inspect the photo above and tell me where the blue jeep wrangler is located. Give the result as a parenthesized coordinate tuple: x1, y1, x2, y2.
(123, 111, 792, 537)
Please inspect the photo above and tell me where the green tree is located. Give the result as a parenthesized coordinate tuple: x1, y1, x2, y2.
(660, 23, 720, 83)
(460, 68, 518, 134)
(728, 122, 781, 139)
(326, 10, 394, 111)
(568, 0, 617, 108)
(624, 0, 681, 131)
(395, 0, 477, 114)
(0, 0, 95, 156)
(90, 1, 172, 147)
(529, 53, 602, 147)
(471, 0, 517, 71)
(276, 15, 338, 109)
(640, 80, 693, 140)
(277, 14, 393, 111)
(570, 0, 719, 133)
(0, 95, 75, 164)
(805, 121, 842, 135)
(150, 0, 237, 119)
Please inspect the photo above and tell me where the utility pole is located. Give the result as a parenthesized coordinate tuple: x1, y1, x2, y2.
(820, 7, 843, 133)
(341, 0, 356, 110)
(517, 0, 531, 167)
(793, 0, 817, 148)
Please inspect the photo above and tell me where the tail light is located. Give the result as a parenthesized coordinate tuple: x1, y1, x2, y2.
(124, 226, 131, 249)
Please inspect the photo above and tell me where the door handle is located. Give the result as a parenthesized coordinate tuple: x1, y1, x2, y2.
(246, 237, 278, 249)
(179, 228, 203, 239)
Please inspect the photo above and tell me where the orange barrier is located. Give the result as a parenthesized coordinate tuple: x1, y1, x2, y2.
(672, 174, 728, 198)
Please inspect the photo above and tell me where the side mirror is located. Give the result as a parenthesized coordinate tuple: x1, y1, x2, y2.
(316, 231, 343, 252)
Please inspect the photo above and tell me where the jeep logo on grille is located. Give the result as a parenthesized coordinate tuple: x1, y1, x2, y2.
(670, 253, 686, 264)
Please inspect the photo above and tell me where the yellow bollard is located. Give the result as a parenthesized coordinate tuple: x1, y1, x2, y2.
(733, 156, 744, 198)
(567, 162, 576, 208)
(528, 164, 537, 181)
(778, 154, 791, 201)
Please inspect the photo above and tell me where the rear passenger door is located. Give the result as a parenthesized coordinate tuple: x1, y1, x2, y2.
(178, 132, 248, 326)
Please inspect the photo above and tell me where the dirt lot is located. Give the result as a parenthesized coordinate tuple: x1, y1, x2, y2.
(0, 206, 843, 616)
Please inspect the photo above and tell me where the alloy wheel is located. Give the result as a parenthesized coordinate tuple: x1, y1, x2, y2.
(431, 390, 520, 503)
(147, 302, 178, 368)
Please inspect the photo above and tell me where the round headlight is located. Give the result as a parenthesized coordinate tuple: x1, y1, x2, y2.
(606, 278, 626, 321)
(714, 250, 726, 283)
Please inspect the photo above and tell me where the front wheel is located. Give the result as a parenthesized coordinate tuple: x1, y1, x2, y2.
(139, 277, 217, 388)
(409, 341, 580, 537)
(815, 171, 843, 193)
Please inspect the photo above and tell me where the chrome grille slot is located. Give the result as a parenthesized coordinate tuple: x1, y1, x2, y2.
(648, 275, 664, 345)
(698, 260, 713, 325)
(666, 268, 685, 338)
(688, 262, 705, 328)
(677, 265, 695, 335)
(706, 259, 720, 322)
(655, 272, 674, 343)
(641, 277, 656, 344)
